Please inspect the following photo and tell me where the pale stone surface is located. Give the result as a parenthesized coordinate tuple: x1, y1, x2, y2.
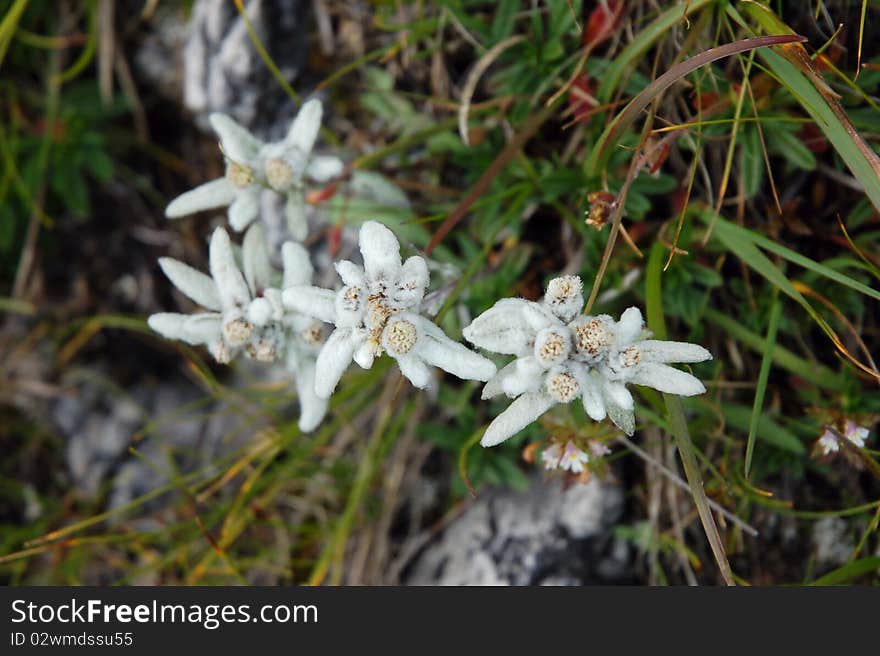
(405, 477, 630, 585)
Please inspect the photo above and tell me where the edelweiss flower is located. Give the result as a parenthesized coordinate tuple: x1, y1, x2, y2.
(148, 225, 328, 432)
(165, 99, 343, 240)
(464, 275, 712, 446)
(282, 221, 496, 398)
(148, 225, 286, 364)
(817, 420, 870, 456)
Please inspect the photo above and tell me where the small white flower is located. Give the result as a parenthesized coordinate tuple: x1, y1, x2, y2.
(817, 431, 839, 456)
(282, 221, 496, 398)
(844, 420, 870, 448)
(589, 441, 612, 458)
(465, 275, 712, 446)
(165, 99, 343, 240)
(148, 225, 285, 363)
(817, 420, 871, 455)
(558, 441, 590, 474)
(148, 225, 328, 432)
(541, 443, 562, 470)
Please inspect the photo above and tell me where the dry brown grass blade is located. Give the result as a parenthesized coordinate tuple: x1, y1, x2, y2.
(458, 35, 525, 146)
(791, 280, 880, 382)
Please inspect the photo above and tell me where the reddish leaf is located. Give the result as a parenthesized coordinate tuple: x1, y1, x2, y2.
(567, 75, 597, 123)
(583, 0, 623, 48)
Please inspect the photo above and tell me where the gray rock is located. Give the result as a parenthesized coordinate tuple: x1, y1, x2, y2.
(405, 477, 629, 586)
(183, 0, 311, 136)
(812, 516, 854, 568)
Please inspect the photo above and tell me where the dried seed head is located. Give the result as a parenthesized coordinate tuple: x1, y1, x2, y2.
(546, 369, 580, 403)
(340, 285, 363, 312)
(534, 328, 571, 367)
(300, 321, 324, 347)
(265, 157, 294, 190)
(382, 319, 418, 356)
(585, 191, 616, 230)
(571, 316, 613, 360)
(546, 275, 582, 304)
(248, 339, 277, 362)
(366, 295, 394, 332)
(226, 161, 255, 188)
(622, 345, 641, 367)
(223, 317, 253, 346)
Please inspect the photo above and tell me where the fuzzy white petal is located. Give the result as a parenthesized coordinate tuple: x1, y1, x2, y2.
(314, 328, 357, 398)
(158, 258, 222, 311)
(395, 354, 433, 389)
(242, 223, 272, 295)
(615, 306, 644, 345)
(352, 340, 375, 369)
(165, 178, 236, 218)
(359, 221, 402, 282)
(481, 392, 555, 447)
(285, 98, 323, 155)
(580, 374, 606, 421)
(628, 362, 707, 396)
(415, 320, 496, 382)
(335, 260, 366, 287)
(394, 256, 429, 308)
(285, 191, 308, 241)
(637, 340, 712, 364)
(228, 187, 260, 231)
(481, 356, 544, 400)
(148, 312, 222, 345)
(305, 155, 344, 182)
(209, 228, 251, 310)
(463, 299, 554, 356)
(282, 285, 337, 323)
(209, 113, 261, 162)
(603, 380, 634, 411)
(294, 358, 328, 433)
(282, 241, 314, 288)
(350, 171, 410, 208)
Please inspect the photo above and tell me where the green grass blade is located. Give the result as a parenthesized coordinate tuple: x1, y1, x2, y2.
(0, 0, 29, 73)
(595, 0, 715, 104)
(745, 293, 782, 476)
(647, 242, 735, 585)
(714, 215, 880, 302)
(735, 2, 880, 213)
(703, 308, 845, 391)
(810, 556, 880, 585)
(588, 34, 805, 177)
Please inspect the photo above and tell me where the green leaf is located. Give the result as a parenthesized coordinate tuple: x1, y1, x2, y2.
(708, 213, 880, 303)
(740, 124, 765, 198)
(766, 125, 817, 171)
(745, 293, 783, 476)
(811, 557, 880, 585)
(490, 0, 519, 42)
(646, 242, 735, 585)
(723, 403, 806, 455)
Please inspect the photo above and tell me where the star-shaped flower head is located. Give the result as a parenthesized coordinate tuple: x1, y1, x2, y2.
(464, 275, 712, 446)
(165, 99, 343, 240)
(148, 224, 287, 364)
(282, 221, 496, 398)
(148, 225, 328, 432)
